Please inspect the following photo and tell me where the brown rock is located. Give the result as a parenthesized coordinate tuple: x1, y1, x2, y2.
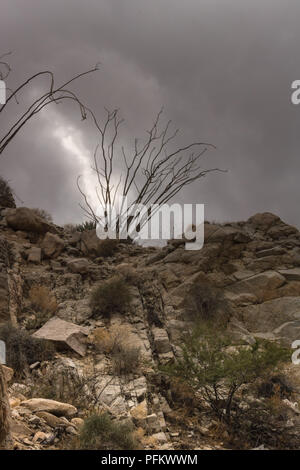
(247, 212, 281, 231)
(42, 232, 64, 258)
(278, 281, 300, 297)
(79, 229, 102, 256)
(36, 411, 68, 428)
(227, 270, 285, 302)
(240, 296, 300, 334)
(268, 224, 298, 240)
(70, 418, 84, 429)
(152, 327, 172, 354)
(11, 421, 33, 437)
(33, 431, 49, 443)
(67, 258, 91, 273)
(278, 268, 300, 282)
(27, 246, 42, 263)
(130, 400, 148, 420)
(2, 365, 13, 383)
(6, 207, 55, 234)
(20, 398, 77, 417)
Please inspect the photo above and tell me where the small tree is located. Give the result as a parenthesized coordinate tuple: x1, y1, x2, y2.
(163, 323, 289, 423)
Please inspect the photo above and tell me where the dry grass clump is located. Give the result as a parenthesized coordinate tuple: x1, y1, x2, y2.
(97, 239, 119, 258)
(27, 285, 58, 329)
(92, 325, 140, 375)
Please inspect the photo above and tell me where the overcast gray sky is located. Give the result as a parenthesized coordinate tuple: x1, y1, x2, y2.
(0, 0, 300, 227)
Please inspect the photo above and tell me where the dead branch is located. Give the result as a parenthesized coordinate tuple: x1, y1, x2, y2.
(78, 108, 225, 236)
(0, 53, 99, 155)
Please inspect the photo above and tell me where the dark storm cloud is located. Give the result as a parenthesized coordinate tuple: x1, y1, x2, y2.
(0, 0, 300, 226)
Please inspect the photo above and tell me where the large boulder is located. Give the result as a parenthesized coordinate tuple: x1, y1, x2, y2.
(32, 317, 89, 356)
(41, 232, 64, 258)
(226, 270, 285, 302)
(247, 212, 281, 231)
(205, 224, 250, 244)
(240, 296, 300, 335)
(79, 229, 102, 256)
(6, 207, 55, 234)
(67, 258, 91, 274)
(20, 398, 77, 417)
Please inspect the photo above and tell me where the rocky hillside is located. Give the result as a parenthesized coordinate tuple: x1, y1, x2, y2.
(1, 207, 300, 450)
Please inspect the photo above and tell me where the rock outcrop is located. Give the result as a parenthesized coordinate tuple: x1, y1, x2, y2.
(0, 210, 299, 450)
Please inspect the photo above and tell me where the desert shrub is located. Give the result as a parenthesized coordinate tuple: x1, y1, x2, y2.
(228, 396, 300, 449)
(162, 323, 290, 423)
(91, 326, 140, 375)
(76, 220, 96, 232)
(118, 264, 139, 285)
(91, 328, 117, 354)
(90, 276, 132, 318)
(63, 223, 78, 233)
(27, 285, 57, 329)
(31, 208, 53, 223)
(97, 239, 119, 258)
(257, 374, 293, 399)
(0, 176, 15, 208)
(169, 378, 196, 408)
(184, 281, 230, 325)
(0, 323, 54, 377)
(111, 343, 140, 375)
(78, 413, 137, 450)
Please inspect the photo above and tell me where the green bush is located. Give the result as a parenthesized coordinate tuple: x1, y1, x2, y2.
(0, 323, 54, 377)
(0, 176, 15, 208)
(63, 223, 78, 233)
(78, 413, 137, 450)
(111, 344, 140, 375)
(162, 322, 289, 422)
(76, 220, 96, 232)
(97, 239, 119, 258)
(90, 276, 132, 318)
(184, 281, 230, 325)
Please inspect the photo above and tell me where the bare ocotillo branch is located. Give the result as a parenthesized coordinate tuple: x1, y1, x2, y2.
(0, 53, 99, 155)
(78, 108, 225, 235)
